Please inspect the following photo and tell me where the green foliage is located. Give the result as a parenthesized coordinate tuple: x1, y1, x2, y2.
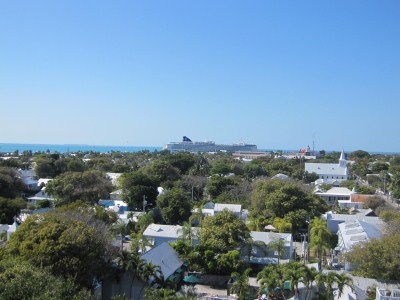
(210, 158, 233, 175)
(3, 210, 114, 289)
(0, 197, 26, 224)
(350, 150, 371, 159)
(206, 175, 235, 199)
(143, 287, 177, 300)
(309, 217, 334, 270)
(0, 167, 25, 198)
(302, 171, 319, 184)
(378, 210, 400, 222)
(144, 160, 181, 187)
(200, 210, 250, 253)
(273, 217, 292, 233)
(136, 211, 155, 234)
(164, 152, 196, 175)
(215, 250, 247, 275)
(357, 185, 376, 195)
(120, 170, 158, 209)
(371, 161, 389, 173)
(244, 161, 267, 179)
(34, 156, 58, 178)
(189, 155, 210, 176)
(157, 188, 193, 225)
(57, 200, 118, 224)
(269, 238, 287, 264)
(230, 268, 252, 300)
(0, 260, 92, 300)
(45, 170, 113, 205)
(251, 180, 328, 230)
(36, 198, 51, 208)
(363, 196, 386, 210)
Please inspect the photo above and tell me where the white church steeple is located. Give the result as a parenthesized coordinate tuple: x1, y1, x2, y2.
(339, 149, 347, 168)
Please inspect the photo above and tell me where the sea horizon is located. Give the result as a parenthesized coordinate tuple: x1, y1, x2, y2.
(0, 142, 399, 155)
(0, 143, 163, 154)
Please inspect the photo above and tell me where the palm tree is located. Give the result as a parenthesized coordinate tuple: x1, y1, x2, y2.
(300, 266, 318, 300)
(282, 262, 306, 299)
(116, 251, 146, 299)
(138, 261, 163, 299)
(240, 238, 268, 263)
(131, 232, 152, 254)
(309, 217, 332, 270)
(257, 265, 284, 300)
(112, 220, 130, 249)
(247, 216, 267, 231)
(315, 272, 338, 300)
(273, 217, 292, 233)
(335, 272, 353, 298)
(269, 238, 287, 264)
(230, 268, 252, 300)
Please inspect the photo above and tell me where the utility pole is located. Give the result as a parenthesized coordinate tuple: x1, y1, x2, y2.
(143, 195, 147, 212)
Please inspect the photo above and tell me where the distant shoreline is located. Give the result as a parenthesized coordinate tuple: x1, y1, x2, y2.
(0, 143, 398, 155)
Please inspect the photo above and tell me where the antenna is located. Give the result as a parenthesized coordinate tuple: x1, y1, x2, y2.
(312, 133, 315, 155)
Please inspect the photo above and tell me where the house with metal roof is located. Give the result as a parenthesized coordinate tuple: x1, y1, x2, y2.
(337, 219, 383, 270)
(322, 209, 383, 233)
(102, 243, 184, 300)
(142, 223, 200, 248)
(214, 203, 242, 217)
(241, 231, 293, 267)
(305, 150, 348, 182)
(141, 242, 184, 281)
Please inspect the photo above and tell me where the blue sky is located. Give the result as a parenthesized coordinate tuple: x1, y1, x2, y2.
(1, 1, 399, 152)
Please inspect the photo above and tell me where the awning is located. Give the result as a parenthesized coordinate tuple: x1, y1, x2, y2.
(183, 275, 200, 284)
(175, 268, 183, 274)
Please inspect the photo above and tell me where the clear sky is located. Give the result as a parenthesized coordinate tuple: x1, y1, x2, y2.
(1, 1, 399, 152)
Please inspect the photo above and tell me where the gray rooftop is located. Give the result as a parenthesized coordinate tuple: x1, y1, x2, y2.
(214, 203, 242, 213)
(141, 242, 183, 279)
(305, 162, 347, 176)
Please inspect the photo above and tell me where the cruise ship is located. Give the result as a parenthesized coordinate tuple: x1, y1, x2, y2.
(164, 136, 257, 152)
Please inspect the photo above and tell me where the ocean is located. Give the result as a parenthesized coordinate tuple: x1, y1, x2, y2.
(0, 143, 163, 154)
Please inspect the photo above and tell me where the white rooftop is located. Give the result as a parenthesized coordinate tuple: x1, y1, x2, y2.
(323, 210, 383, 224)
(214, 203, 242, 213)
(317, 187, 353, 196)
(143, 223, 200, 239)
(338, 219, 382, 252)
(305, 163, 347, 176)
(250, 231, 292, 245)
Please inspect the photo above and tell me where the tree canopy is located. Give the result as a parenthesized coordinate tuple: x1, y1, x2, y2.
(199, 210, 250, 253)
(156, 187, 192, 225)
(45, 170, 113, 205)
(120, 170, 159, 210)
(0, 167, 25, 198)
(2, 209, 114, 289)
(251, 179, 328, 230)
(0, 197, 26, 224)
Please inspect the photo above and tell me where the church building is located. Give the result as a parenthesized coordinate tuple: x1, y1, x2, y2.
(305, 150, 348, 183)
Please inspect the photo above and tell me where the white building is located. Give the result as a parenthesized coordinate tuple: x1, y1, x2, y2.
(306, 150, 348, 182)
(200, 203, 247, 220)
(337, 219, 383, 270)
(375, 287, 400, 300)
(322, 209, 382, 233)
(142, 223, 200, 248)
(243, 231, 293, 266)
(315, 187, 353, 206)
